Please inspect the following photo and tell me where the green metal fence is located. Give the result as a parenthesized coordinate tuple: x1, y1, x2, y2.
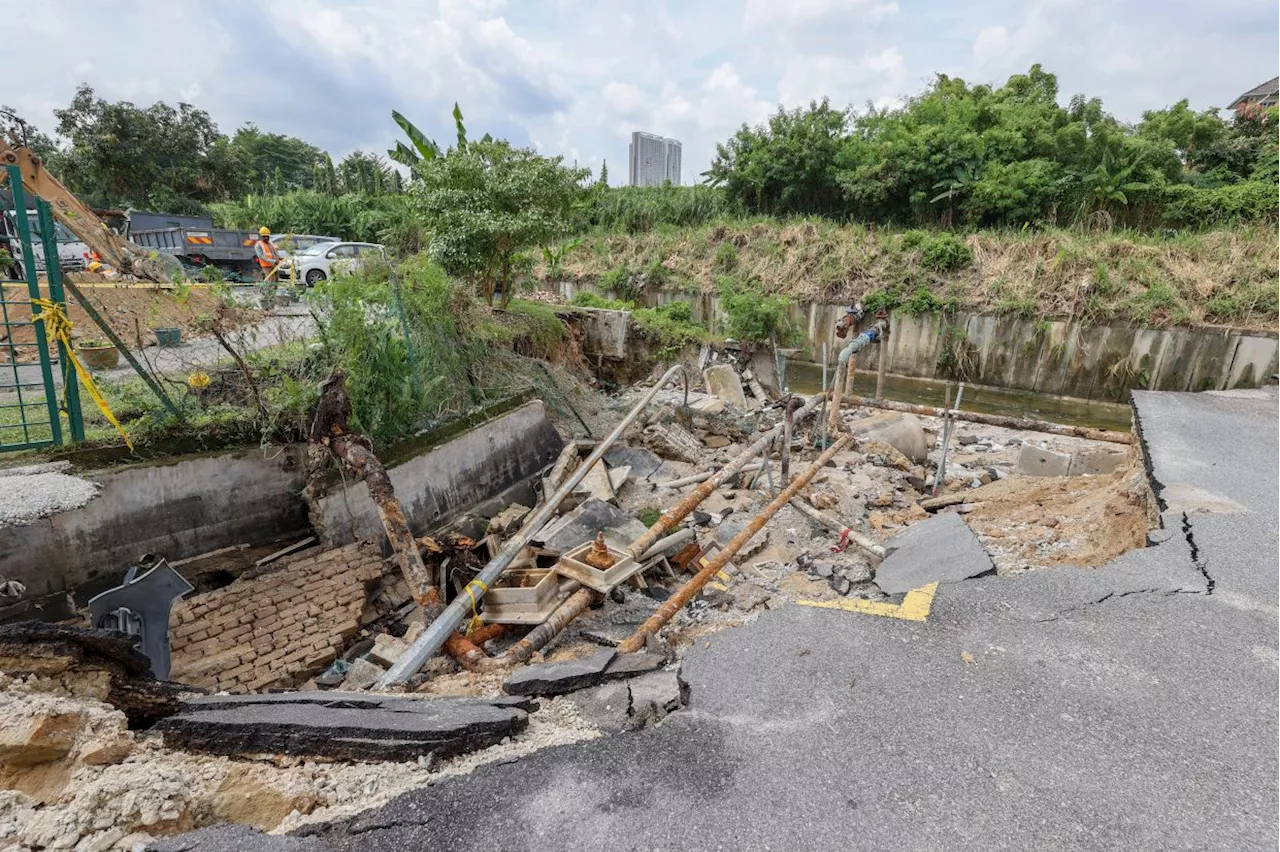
(1, 164, 83, 452)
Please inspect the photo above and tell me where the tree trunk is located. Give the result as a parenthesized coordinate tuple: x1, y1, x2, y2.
(306, 370, 442, 618)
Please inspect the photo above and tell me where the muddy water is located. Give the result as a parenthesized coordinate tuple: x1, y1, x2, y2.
(784, 361, 1134, 433)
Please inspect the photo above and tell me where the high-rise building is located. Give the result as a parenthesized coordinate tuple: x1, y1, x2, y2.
(628, 132, 682, 187)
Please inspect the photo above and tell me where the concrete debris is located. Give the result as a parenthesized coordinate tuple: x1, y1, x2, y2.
(702, 364, 748, 409)
(875, 512, 996, 594)
(535, 497, 649, 555)
(1016, 444, 1073, 476)
(1067, 446, 1128, 476)
(602, 445, 664, 478)
(642, 422, 705, 463)
(157, 692, 528, 761)
(486, 503, 532, 536)
(565, 664, 687, 733)
(0, 470, 101, 528)
(689, 397, 726, 415)
(703, 434, 732, 448)
(338, 657, 386, 691)
(851, 412, 929, 463)
(367, 633, 410, 668)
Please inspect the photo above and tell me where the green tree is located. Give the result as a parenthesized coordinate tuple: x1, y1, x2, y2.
(227, 124, 323, 195)
(706, 98, 849, 216)
(336, 150, 392, 195)
(53, 84, 238, 211)
(414, 137, 589, 307)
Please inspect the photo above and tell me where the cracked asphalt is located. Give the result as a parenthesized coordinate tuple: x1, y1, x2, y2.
(156, 387, 1279, 852)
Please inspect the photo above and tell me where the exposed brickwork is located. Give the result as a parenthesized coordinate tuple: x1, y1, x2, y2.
(169, 541, 388, 693)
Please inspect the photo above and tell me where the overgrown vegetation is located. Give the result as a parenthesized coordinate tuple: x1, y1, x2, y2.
(555, 218, 1278, 330)
(631, 300, 709, 354)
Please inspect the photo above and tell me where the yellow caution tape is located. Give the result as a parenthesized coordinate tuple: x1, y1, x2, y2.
(30, 298, 133, 450)
(463, 578, 489, 636)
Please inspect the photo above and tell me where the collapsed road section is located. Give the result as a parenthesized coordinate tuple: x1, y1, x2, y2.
(0, 347, 1157, 850)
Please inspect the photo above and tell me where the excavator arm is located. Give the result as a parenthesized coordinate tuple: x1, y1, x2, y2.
(0, 141, 171, 284)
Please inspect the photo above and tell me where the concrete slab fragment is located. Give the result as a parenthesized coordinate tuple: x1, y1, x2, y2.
(852, 412, 928, 463)
(1067, 447, 1128, 477)
(703, 364, 748, 409)
(875, 512, 995, 594)
(1016, 444, 1072, 476)
(502, 648, 619, 696)
(602, 445, 664, 478)
(536, 498, 648, 554)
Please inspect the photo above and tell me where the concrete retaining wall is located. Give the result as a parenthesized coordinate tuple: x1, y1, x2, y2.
(562, 283, 1278, 401)
(315, 400, 564, 547)
(0, 447, 309, 601)
(1, 399, 563, 618)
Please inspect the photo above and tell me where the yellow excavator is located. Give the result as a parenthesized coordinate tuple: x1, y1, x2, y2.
(0, 141, 173, 284)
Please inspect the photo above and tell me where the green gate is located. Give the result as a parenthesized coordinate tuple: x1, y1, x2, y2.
(1, 164, 83, 452)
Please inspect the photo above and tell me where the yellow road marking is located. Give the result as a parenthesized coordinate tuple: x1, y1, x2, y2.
(795, 582, 938, 622)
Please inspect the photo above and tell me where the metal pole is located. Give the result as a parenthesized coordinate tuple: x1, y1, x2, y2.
(819, 347, 828, 449)
(61, 279, 181, 419)
(377, 364, 689, 687)
(875, 324, 889, 401)
(36, 200, 83, 441)
(616, 434, 853, 654)
(7, 165, 62, 446)
(781, 394, 793, 485)
(934, 383, 964, 497)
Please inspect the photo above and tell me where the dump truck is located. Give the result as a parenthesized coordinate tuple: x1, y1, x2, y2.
(124, 211, 260, 275)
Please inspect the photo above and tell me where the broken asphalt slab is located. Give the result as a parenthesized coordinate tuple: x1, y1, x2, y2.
(568, 666, 688, 733)
(501, 649, 667, 696)
(156, 693, 528, 761)
(874, 511, 995, 594)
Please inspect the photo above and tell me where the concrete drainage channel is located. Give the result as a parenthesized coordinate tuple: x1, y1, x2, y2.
(0, 348, 1154, 850)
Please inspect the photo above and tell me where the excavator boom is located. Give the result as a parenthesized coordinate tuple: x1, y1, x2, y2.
(0, 142, 171, 284)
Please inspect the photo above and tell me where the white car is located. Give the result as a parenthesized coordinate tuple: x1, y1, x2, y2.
(270, 233, 342, 258)
(284, 241, 387, 286)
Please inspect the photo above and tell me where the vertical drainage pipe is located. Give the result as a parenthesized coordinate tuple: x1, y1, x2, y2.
(377, 364, 689, 688)
(616, 433, 853, 654)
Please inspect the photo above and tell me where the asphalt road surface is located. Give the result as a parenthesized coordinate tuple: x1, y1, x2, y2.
(156, 387, 1279, 852)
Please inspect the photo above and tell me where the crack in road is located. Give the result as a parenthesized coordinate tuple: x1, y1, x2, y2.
(1037, 587, 1202, 622)
(1181, 511, 1216, 595)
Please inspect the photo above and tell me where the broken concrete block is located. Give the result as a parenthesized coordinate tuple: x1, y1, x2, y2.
(1016, 444, 1072, 476)
(703, 364, 748, 408)
(572, 459, 617, 504)
(536, 497, 648, 555)
(502, 649, 618, 696)
(607, 465, 632, 492)
(1068, 447, 1127, 477)
(643, 423, 705, 463)
(486, 503, 532, 536)
(829, 576, 852, 595)
(852, 413, 928, 462)
(690, 397, 726, 415)
(367, 634, 409, 669)
(339, 657, 385, 691)
(157, 693, 527, 761)
(875, 512, 995, 594)
(603, 445, 664, 478)
(703, 435, 732, 448)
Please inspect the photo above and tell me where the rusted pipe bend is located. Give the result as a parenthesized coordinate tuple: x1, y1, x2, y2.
(616, 434, 854, 654)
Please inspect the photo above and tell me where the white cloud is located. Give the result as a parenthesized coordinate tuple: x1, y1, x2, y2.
(0, 0, 1274, 184)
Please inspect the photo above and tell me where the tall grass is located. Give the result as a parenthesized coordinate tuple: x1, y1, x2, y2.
(584, 185, 740, 234)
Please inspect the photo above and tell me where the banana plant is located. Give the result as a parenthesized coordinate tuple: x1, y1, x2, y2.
(540, 237, 584, 282)
(388, 111, 441, 167)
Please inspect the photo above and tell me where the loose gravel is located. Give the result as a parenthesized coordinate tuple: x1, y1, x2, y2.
(0, 470, 100, 527)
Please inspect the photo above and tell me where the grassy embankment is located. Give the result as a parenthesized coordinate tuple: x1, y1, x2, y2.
(554, 218, 1279, 333)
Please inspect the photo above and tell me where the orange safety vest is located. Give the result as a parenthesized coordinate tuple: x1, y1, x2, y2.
(254, 238, 279, 268)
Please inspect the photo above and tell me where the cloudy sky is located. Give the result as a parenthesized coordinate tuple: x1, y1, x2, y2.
(7, 0, 1277, 184)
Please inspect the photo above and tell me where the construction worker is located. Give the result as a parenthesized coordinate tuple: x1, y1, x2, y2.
(254, 226, 280, 279)
(86, 259, 118, 279)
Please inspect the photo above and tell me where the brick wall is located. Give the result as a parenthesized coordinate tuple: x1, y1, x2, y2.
(169, 541, 387, 693)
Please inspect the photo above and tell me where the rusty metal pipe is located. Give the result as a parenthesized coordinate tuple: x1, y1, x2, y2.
(840, 395, 1134, 444)
(626, 393, 824, 561)
(616, 434, 854, 654)
(490, 587, 600, 667)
